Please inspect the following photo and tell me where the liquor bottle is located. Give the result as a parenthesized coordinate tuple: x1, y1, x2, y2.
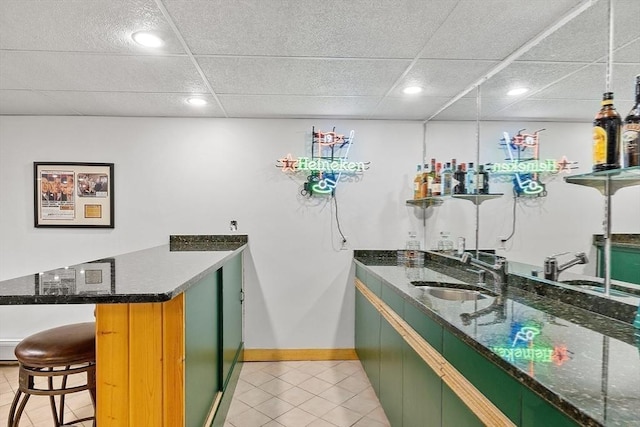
(592, 92, 621, 172)
(441, 162, 452, 196)
(428, 158, 436, 195)
(432, 163, 442, 196)
(453, 164, 466, 194)
(420, 163, 429, 198)
(465, 162, 477, 194)
(478, 165, 489, 194)
(622, 75, 640, 168)
(413, 164, 422, 199)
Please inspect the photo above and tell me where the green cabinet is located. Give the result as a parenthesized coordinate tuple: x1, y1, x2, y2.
(597, 245, 640, 285)
(402, 342, 442, 427)
(355, 288, 381, 394)
(380, 318, 404, 427)
(183, 251, 244, 427)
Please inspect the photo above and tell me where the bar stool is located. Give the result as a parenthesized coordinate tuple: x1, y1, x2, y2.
(7, 322, 96, 427)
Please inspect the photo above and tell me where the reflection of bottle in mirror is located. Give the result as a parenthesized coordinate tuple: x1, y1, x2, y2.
(592, 92, 621, 172)
(478, 165, 489, 194)
(457, 237, 465, 256)
(465, 162, 477, 194)
(622, 75, 640, 168)
(413, 164, 422, 199)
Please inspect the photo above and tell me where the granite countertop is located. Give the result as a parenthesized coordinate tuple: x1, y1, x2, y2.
(593, 233, 640, 249)
(355, 251, 640, 427)
(0, 235, 247, 305)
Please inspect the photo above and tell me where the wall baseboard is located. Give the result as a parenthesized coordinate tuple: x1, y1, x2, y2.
(243, 348, 358, 362)
(0, 340, 19, 361)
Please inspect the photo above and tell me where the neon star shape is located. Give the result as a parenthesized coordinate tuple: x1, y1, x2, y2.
(556, 156, 573, 173)
(279, 153, 298, 172)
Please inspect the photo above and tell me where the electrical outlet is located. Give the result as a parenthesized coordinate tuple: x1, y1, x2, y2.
(340, 237, 349, 250)
(498, 238, 506, 250)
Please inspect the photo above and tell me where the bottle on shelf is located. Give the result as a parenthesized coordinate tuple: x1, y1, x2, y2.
(420, 163, 429, 198)
(453, 163, 466, 194)
(441, 162, 453, 196)
(428, 158, 437, 195)
(465, 162, 477, 194)
(622, 74, 640, 168)
(432, 163, 442, 196)
(413, 164, 422, 200)
(592, 91, 621, 172)
(478, 165, 489, 194)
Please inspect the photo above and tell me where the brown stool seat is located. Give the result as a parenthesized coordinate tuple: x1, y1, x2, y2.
(14, 322, 95, 368)
(8, 322, 97, 427)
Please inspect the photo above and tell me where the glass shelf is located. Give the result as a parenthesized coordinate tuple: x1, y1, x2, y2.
(564, 166, 640, 195)
(406, 193, 503, 208)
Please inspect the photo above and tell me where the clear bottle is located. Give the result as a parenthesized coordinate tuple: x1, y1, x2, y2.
(465, 162, 477, 194)
(432, 163, 442, 196)
(453, 164, 466, 194)
(420, 163, 429, 198)
(441, 162, 453, 196)
(478, 165, 489, 194)
(592, 92, 621, 172)
(622, 75, 640, 168)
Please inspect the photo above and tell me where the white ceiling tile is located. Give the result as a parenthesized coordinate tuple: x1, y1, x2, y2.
(430, 97, 514, 121)
(399, 59, 499, 97)
(164, 0, 457, 58)
(493, 99, 598, 122)
(198, 57, 410, 96)
(520, 0, 640, 63)
(219, 95, 379, 118)
(0, 90, 79, 115)
(373, 96, 451, 120)
(0, 52, 208, 93)
(418, 0, 584, 60)
(40, 91, 225, 117)
(0, 0, 185, 54)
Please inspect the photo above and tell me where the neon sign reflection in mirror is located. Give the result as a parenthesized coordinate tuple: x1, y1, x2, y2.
(490, 323, 570, 367)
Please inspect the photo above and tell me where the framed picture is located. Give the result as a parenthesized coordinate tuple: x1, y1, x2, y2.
(34, 162, 114, 228)
(34, 258, 116, 296)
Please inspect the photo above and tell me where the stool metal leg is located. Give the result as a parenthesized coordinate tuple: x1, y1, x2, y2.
(7, 390, 30, 427)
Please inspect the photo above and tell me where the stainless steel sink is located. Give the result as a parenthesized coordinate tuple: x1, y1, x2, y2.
(411, 281, 491, 301)
(425, 287, 486, 301)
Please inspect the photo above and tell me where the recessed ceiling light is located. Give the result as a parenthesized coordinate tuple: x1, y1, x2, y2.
(186, 97, 208, 106)
(507, 87, 529, 96)
(132, 31, 164, 48)
(403, 86, 423, 95)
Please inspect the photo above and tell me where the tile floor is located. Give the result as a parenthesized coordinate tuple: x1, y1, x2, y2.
(0, 362, 95, 426)
(1, 359, 389, 427)
(224, 360, 390, 427)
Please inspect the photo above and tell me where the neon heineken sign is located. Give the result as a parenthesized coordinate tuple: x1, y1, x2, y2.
(491, 159, 565, 174)
(277, 128, 369, 196)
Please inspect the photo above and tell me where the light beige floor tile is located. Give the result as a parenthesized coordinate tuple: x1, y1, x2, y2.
(259, 378, 295, 395)
(236, 387, 274, 407)
(261, 363, 293, 377)
(341, 394, 381, 416)
(278, 369, 313, 386)
(296, 362, 330, 376)
(274, 407, 318, 427)
(243, 370, 277, 387)
(314, 368, 350, 385)
(70, 403, 95, 421)
(63, 390, 93, 410)
(0, 390, 15, 407)
(241, 362, 275, 374)
(307, 418, 337, 427)
(321, 405, 364, 427)
(276, 386, 315, 406)
(297, 377, 334, 395)
(365, 405, 391, 424)
(332, 361, 363, 375)
(227, 407, 272, 427)
(318, 385, 356, 405)
(254, 396, 294, 419)
(227, 398, 251, 419)
(353, 416, 390, 427)
(234, 378, 255, 394)
(280, 361, 308, 368)
(262, 420, 287, 427)
(336, 375, 370, 394)
(298, 395, 337, 417)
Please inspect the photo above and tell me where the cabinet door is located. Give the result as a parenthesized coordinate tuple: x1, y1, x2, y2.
(402, 342, 442, 427)
(222, 253, 243, 390)
(380, 317, 404, 427)
(355, 288, 381, 394)
(185, 272, 220, 427)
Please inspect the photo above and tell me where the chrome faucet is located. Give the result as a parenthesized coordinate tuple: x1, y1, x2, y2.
(460, 299, 507, 326)
(543, 252, 588, 282)
(460, 253, 508, 296)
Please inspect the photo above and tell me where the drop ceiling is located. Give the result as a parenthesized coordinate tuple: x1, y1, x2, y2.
(0, 0, 638, 121)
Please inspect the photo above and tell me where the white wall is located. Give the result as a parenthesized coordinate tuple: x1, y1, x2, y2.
(0, 116, 423, 352)
(1, 117, 638, 353)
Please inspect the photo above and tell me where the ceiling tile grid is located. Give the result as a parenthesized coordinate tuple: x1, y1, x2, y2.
(0, 0, 637, 120)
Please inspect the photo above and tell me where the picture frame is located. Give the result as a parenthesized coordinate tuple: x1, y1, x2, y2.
(34, 162, 114, 228)
(34, 258, 116, 296)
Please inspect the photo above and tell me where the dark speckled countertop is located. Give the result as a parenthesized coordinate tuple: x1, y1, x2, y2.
(355, 250, 640, 427)
(0, 235, 247, 304)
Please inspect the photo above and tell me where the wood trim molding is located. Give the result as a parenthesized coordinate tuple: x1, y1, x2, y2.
(243, 348, 358, 362)
(355, 278, 515, 427)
